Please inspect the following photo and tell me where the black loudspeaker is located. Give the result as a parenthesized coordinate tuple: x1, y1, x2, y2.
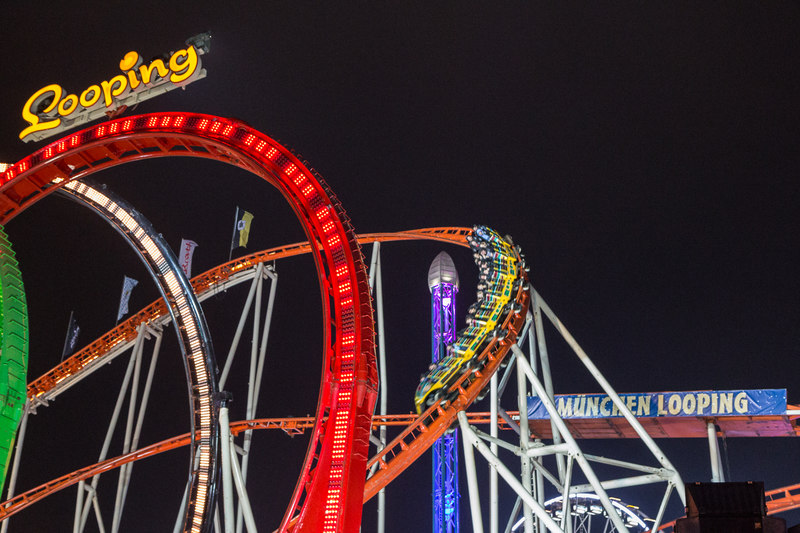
(686, 481, 765, 518)
(675, 517, 787, 532)
(674, 482, 787, 533)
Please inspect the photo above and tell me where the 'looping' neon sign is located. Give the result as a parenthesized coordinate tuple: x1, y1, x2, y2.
(19, 34, 210, 143)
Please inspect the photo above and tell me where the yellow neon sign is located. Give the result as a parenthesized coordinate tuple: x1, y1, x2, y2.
(20, 38, 207, 142)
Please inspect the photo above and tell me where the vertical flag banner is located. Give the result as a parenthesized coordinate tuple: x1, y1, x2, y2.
(179, 239, 198, 278)
(232, 207, 254, 249)
(117, 275, 139, 322)
(61, 312, 80, 361)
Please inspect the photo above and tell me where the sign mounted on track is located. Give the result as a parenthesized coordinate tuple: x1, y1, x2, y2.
(18, 33, 211, 143)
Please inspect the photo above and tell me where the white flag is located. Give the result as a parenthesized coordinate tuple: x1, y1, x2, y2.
(61, 312, 80, 361)
(179, 239, 198, 278)
(117, 275, 139, 321)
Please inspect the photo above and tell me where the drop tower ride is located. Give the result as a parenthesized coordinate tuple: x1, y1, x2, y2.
(428, 252, 460, 533)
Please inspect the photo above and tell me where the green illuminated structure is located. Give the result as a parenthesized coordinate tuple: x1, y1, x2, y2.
(0, 226, 28, 491)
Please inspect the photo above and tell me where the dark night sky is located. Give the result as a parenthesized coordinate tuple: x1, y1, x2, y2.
(1, 2, 799, 531)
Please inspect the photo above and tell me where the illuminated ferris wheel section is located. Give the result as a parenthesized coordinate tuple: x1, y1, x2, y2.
(62, 179, 217, 533)
(510, 493, 651, 532)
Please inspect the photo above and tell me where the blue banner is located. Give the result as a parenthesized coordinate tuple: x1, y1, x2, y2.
(527, 389, 787, 420)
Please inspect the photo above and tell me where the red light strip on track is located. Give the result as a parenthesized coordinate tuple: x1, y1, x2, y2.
(0, 412, 512, 523)
(3, 408, 800, 527)
(18, 226, 515, 529)
(0, 113, 376, 533)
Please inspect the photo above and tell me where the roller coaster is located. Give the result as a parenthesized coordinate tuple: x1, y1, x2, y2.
(0, 112, 797, 532)
(414, 226, 524, 414)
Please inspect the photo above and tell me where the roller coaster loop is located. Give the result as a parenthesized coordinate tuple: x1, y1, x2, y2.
(0, 113, 377, 533)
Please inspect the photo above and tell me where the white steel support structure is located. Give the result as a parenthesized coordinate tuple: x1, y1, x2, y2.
(516, 352, 535, 533)
(457, 288, 685, 532)
(707, 421, 725, 483)
(55, 322, 165, 533)
(367, 242, 389, 533)
(218, 403, 257, 533)
(0, 406, 29, 533)
(219, 402, 236, 533)
(0, 235, 718, 532)
(1, 258, 278, 533)
(489, 373, 499, 533)
(214, 260, 277, 533)
(111, 324, 163, 533)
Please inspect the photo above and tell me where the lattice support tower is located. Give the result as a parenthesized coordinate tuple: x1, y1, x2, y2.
(429, 252, 460, 533)
(457, 287, 686, 533)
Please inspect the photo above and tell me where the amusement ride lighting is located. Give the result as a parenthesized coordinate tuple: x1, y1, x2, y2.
(0, 223, 28, 493)
(429, 251, 461, 533)
(511, 493, 649, 531)
(1, 112, 377, 532)
(62, 179, 217, 533)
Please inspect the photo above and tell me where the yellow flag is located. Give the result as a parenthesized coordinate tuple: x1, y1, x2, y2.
(234, 208, 254, 248)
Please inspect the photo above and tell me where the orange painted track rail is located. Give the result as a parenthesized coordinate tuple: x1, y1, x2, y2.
(363, 266, 530, 501)
(27, 227, 472, 405)
(11, 227, 481, 526)
(4, 409, 798, 526)
(0, 412, 510, 522)
(1, 112, 377, 533)
(766, 484, 800, 514)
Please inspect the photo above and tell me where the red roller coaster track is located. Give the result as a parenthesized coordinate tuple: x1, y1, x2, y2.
(3, 225, 530, 528)
(4, 220, 798, 529)
(0, 113, 377, 532)
(26, 228, 470, 406)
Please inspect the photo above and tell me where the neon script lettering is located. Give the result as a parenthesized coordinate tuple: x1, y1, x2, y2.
(20, 45, 201, 141)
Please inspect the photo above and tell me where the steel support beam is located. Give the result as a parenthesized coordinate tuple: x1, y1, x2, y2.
(511, 344, 629, 532)
(0, 406, 29, 533)
(459, 412, 562, 533)
(533, 291, 686, 505)
(707, 420, 724, 483)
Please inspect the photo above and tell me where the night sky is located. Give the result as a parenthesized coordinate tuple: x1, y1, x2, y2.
(1, 3, 799, 531)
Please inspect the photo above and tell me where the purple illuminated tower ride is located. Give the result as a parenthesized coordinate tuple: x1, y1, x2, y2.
(428, 252, 460, 533)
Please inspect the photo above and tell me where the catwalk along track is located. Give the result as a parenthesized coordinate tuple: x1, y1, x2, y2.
(0, 113, 530, 531)
(1, 225, 530, 528)
(0, 113, 379, 532)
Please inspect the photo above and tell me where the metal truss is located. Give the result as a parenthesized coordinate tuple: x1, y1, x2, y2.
(430, 258, 460, 533)
(1, 262, 277, 533)
(3, 321, 167, 533)
(457, 289, 685, 533)
(367, 242, 389, 533)
(2, 228, 711, 531)
(433, 430, 460, 532)
(214, 261, 278, 533)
